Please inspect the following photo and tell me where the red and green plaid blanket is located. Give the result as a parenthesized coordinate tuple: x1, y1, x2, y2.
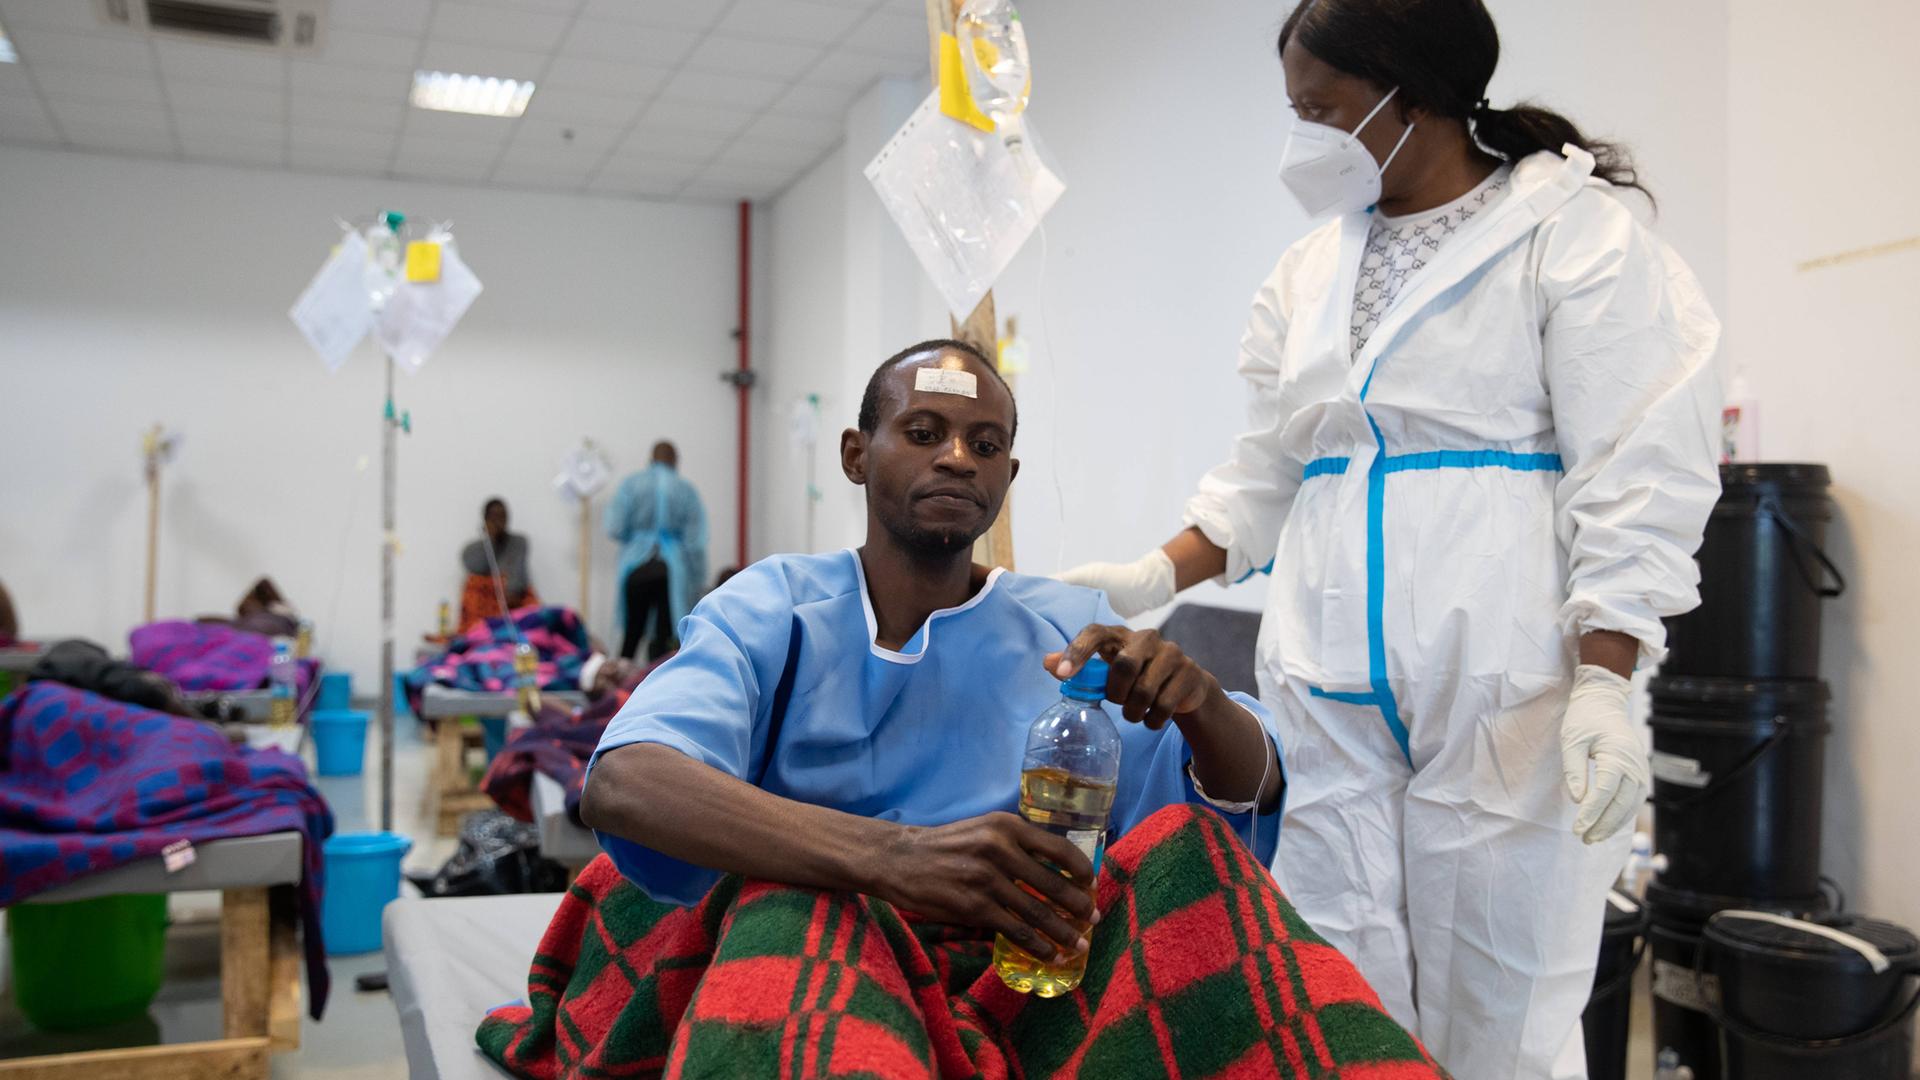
(478, 804, 1445, 1079)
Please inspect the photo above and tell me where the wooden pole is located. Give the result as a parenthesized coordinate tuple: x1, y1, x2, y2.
(578, 497, 591, 625)
(928, 0, 1016, 573)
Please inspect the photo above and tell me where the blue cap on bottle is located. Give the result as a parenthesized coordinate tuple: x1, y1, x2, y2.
(1062, 656, 1109, 702)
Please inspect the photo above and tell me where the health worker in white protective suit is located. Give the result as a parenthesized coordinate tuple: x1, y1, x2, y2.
(1061, 1, 1722, 1076)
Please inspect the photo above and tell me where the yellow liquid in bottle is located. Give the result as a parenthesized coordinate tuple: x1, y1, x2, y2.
(993, 766, 1116, 997)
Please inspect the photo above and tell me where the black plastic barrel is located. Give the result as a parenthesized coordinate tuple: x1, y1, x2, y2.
(1703, 910, 1920, 1079)
(1583, 891, 1646, 1080)
(1649, 677, 1830, 900)
(1646, 883, 1828, 1080)
(1663, 462, 1843, 679)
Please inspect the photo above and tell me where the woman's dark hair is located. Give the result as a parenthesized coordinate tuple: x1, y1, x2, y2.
(1278, 0, 1650, 201)
(482, 497, 507, 517)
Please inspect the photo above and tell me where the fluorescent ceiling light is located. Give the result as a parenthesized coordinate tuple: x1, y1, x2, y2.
(410, 70, 534, 117)
(0, 17, 17, 64)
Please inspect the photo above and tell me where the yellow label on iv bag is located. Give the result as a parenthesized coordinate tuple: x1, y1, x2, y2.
(405, 241, 442, 283)
(938, 32, 997, 133)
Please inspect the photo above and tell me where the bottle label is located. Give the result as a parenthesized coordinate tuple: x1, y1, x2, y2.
(1067, 828, 1104, 875)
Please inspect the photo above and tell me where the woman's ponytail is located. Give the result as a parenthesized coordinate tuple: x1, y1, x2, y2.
(1472, 101, 1651, 203)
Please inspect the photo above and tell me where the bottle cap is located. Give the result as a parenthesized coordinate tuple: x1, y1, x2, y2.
(1062, 656, 1109, 701)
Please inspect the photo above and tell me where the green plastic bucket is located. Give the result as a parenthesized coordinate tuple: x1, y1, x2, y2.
(8, 893, 169, 1031)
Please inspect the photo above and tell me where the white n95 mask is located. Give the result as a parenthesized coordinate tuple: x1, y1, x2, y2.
(1279, 86, 1415, 219)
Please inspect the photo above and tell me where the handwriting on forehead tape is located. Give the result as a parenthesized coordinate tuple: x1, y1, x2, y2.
(914, 367, 978, 398)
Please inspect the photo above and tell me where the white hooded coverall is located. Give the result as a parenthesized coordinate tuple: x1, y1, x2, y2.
(1182, 147, 1722, 1078)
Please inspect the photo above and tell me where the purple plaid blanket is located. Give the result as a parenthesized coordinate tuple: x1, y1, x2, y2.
(129, 620, 320, 700)
(0, 683, 336, 1018)
(404, 606, 590, 714)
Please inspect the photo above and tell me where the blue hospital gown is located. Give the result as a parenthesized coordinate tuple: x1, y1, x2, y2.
(591, 549, 1282, 904)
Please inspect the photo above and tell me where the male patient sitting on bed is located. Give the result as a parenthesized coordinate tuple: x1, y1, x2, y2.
(582, 338, 1283, 946)
(480, 340, 1437, 1079)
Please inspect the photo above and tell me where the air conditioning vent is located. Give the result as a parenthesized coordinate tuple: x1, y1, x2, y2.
(148, 0, 278, 42)
(93, 0, 327, 53)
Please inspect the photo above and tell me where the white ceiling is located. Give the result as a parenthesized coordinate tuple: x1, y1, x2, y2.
(0, 0, 935, 203)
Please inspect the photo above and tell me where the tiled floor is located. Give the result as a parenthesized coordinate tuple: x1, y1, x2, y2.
(0, 706, 452, 1079)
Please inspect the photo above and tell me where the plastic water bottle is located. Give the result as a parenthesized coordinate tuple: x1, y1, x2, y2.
(268, 640, 296, 728)
(957, 0, 1032, 157)
(993, 656, 1121, 997)
(513, 641, 541, 715)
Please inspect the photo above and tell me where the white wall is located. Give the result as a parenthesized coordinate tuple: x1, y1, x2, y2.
(1726, 0, 1920, 963)
(0, 146, 741, 684)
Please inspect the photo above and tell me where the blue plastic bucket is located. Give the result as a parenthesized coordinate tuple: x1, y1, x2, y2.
(316, 671, 352, 711)
(321, 832, 411, 955)
(310, 709, 368, 777)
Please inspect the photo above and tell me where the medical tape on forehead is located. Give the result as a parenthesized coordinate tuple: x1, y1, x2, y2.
(914, 367, 978, 398)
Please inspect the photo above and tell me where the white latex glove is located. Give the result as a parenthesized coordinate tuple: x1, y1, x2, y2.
(1561, 664, 1650, 845)
(1055, 549, 1177, 619)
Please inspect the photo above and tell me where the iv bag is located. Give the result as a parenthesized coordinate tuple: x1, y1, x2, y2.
(957, 0, 1030, 124)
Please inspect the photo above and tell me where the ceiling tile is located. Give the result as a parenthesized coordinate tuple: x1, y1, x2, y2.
(840, 10, 928, 60)
(179, 135, 284, 166)
(588, 175, 684, 198)
(165, 80, 284, 119)
(800, 47, 918, 90)
(290, 148, 391, 176)
(429, 3, 572, 52)
(522, 85, 647, 126)
(742, 109, 839, 145)
(596, 159, 700, 184)
(174, 111, 283, 144)
(404, 106, 519, 143)
(154, 39, 286, 87)
(711, 135, 821, 171)
(394, 155, 495, 182)
(638, 99, 755, 135)
(765, 79, 860, 119)
(290, 124, 396, 156)
(329, 0, 433, 35)
(0, 108, 61, 145)
(395, 136, 503, 165)
(541, 55, 670, 96)
(318, 28, 420, 70)
(557, 19, 700, 65)
(657, 69, 787, 112)
(290, 62, 409, 101)
(717, 0, 869, 47)
(697, 161, 792, 187)
(8, 26, 155, 71)
(576, 0, 724, 31)
(465, 0, 581, 13)
(0, 0, 110, 33)
(42, 96, 168, 130)
(417, 40, 546, 81)
(683, 35, 822, 81)
(290, 91, 404, 130)
(31, 66, 163, 104)
(612, 125, 728, 164)
(505, 116, 623, 157)
(491, 158, 594, 190)
(61, 122, 176, 154)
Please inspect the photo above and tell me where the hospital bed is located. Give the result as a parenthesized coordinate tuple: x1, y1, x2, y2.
(418, 686, 586, 835)
(385, 893, 562, 1080)
(4, 833, 306, 1079)
(532, 771, 599, 870)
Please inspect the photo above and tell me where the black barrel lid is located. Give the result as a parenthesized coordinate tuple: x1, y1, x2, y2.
(1720, 462, 1832, 491)
(1705, 911, 1919, 974)
(1649, 675, 1830, 707)
(1645, 880, 1828, 925)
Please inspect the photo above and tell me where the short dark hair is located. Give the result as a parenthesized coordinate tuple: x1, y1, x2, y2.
(856, 339, 1016, 441)
(483, 497, 507, 517)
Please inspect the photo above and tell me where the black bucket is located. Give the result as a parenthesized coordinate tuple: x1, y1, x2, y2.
(1663, 462, 1843, 680)
(1703, 910, 1920, 1079)
(1646, 882, 1827, 1080)
(1649, 676, 1830, 900)
(1584, 891, 1647, 1080)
